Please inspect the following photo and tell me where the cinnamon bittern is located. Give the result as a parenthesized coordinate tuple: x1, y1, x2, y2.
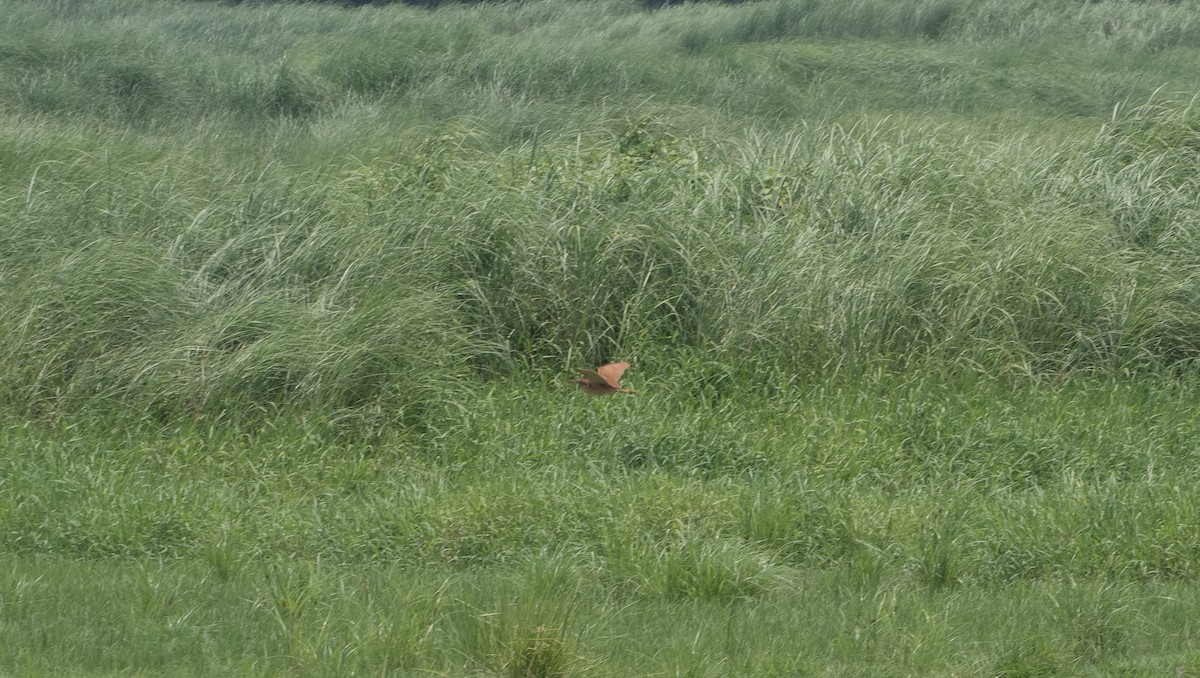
(571, 361, 636, 396)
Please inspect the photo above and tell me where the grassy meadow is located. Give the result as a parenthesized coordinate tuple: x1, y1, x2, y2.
(3, 0, 1200, 674)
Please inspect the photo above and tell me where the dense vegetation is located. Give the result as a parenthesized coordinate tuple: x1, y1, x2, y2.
(2, 0, 1200, 675)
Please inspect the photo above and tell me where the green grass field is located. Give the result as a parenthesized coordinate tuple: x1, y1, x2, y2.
(3, 0, 1200, 674)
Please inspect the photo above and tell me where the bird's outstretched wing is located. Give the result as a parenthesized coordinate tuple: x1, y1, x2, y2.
(574, 368, 609, 387)
(595, 361, 630, 389)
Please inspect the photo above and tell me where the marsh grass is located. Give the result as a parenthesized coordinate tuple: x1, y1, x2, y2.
(7, 105, 1199, 419)
(2, 553, 1198, 676)
(4, 0, 1200, 674)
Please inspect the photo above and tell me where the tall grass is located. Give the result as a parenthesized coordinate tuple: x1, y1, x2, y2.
(3, 1, 1200, 674)
(4, 0, 1200, 128)
(4, 98, 1200, 418)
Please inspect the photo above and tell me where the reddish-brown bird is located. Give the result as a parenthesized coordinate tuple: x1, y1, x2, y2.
(571, 361, 637, 396)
